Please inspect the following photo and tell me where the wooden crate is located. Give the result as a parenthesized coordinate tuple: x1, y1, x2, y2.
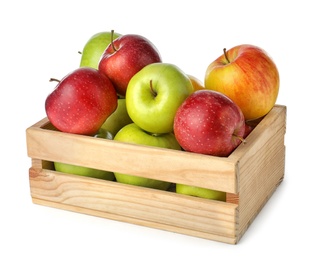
(26, 105, 286, 244)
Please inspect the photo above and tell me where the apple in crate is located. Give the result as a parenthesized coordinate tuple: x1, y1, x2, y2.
(204, 44, 279, 120)
(173, 89, 245, 199)
(188, 74, 205, 91)
(54, 162, 115, 180)
(98, 98, 133, 138)
(113, 123, 182, 190)
(45, 67, 118, 135)
(176, 184, 226, 201)
(79, 30, 121, 69)
(126, 63, 194, 134)
(174, 89, 245, 156)
(98, 33, 162, 97)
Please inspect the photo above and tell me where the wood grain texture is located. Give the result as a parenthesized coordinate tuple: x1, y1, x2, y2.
(230, 105, 286, 241)
(29, 166, 238, 243)
(26, 120, 238, 193)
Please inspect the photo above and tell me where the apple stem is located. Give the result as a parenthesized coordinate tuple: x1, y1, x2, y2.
(149, 80, 157, 97)
(49, 78, 60, 83)
(223, 48, 230, 63)
(233, 134, 247, 144)
(111, 30, 117, 51)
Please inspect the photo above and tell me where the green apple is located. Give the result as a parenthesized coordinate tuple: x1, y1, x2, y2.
(95, 128, 114, 140)
(54, 162, 115, 180)
(99, 98, 133, 138)
(79, 31, 121, 69)
(176, 184, 226, 201)
(113, 123, 182, 190)
(126, 63, 194, 134)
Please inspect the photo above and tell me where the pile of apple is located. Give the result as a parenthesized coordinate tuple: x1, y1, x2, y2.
(45, 30, 279, 201)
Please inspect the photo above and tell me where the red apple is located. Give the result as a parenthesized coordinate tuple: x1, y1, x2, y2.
(98, 32, 162, 97)
(243, 123, 254, 138)
(204, 44, 279, 120)
(174, 90, 245, 157)
(45, 67, 118, 135)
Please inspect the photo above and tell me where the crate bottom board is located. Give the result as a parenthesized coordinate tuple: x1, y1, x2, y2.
(29, 167, 283, 244)
(31, 197, 238, 244)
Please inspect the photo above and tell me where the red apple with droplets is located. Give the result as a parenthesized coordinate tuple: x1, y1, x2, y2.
(45, 67, 118, 135)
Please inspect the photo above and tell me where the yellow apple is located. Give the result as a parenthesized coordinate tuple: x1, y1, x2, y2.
(204, 44, 279, 120)
(188, 74, 205, 91)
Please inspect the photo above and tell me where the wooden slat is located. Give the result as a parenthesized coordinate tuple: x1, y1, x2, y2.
(26, 120, 238, 193)
(29, 168, 238, 243)
(31, 197, 238, 244)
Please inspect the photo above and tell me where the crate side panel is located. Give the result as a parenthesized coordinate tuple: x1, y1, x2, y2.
(29, 168, 238, 240)
(235, 105, 286, 240)
(238, 135, 285, 239)
(26, 123, 237, 193)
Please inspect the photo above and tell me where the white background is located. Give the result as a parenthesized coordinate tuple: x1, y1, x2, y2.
(1, 0, 315, 259)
